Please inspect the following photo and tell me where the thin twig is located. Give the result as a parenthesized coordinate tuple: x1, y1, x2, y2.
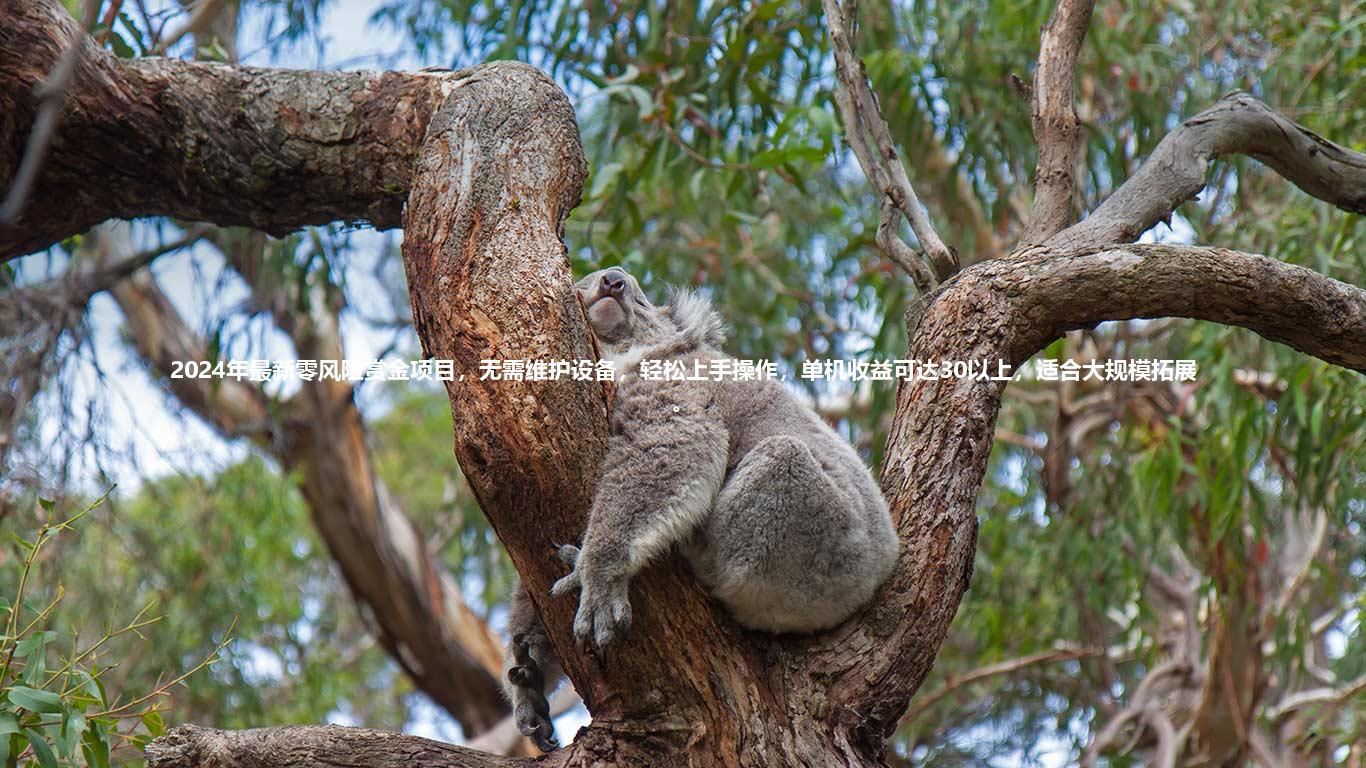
(900, 645, 1102, 725)
(150, 0, 230, 55)
(1266, 674, 1366, 722)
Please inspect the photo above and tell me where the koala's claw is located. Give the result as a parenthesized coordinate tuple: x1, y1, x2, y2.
(572, 586, 632, 649)
(507, 664, 535, 688)
(550, 546, 584, 597)
(514, 695, 558, 752)
(529, 726, 559, 753)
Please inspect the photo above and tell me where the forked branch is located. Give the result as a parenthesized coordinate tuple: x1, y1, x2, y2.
(822, 0, 957, 290)
(831, 242, 1365, 734)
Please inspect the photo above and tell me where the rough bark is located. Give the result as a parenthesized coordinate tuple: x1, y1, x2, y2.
(145, 725, 525, 768)
(0, 0, 450, 259)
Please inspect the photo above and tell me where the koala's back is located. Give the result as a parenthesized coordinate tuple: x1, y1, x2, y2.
(620, 354, 899, 634)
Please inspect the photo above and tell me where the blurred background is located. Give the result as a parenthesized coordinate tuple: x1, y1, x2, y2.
(0, 0, 1361, 764)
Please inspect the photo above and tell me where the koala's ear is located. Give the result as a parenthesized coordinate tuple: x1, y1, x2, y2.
(667, 289, 728, 348)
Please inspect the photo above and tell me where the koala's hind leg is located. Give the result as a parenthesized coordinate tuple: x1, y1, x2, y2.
(691, 435, 882, 633)
(503, 579, 564, 752)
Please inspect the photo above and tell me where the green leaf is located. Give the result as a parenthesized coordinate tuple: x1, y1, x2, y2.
(141, 709, 165, 738)
(808, 105, 836, 139)
(601, 82, 655, 119)
(70, 670, 103, 703)
(106, 29, 135, 58)
(22, 648, 47, 685)
(5, 687, 62, 714)
(13, 632, 55, 660)
(81, 723, 110, 768)
(0, 713, 17, 736)
(59, 712, 84, 759)
(24, 727, 57, 768)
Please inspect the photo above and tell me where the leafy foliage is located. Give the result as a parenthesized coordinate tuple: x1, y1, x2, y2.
(0, 495, 221, 767)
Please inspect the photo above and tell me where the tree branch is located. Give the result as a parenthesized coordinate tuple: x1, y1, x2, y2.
(150, 0, 231, 55)
(1266, 674, 1366, 722)
(0, 0, 98, 224)
(822, 0, 957, 287)
(109, 275, 274, 440)
(823, 241, 1363, 746)
(1018, 0, 1096, 246)
(145, 725, 527, 768)
(1023, 244, 1366, 372)
(899, 644, 1102, 725)
(0, 0, 458, 260)
(1046, 93, 1366, 250)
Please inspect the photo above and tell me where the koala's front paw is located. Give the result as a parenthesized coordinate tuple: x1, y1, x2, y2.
(572, 581, 632, 650)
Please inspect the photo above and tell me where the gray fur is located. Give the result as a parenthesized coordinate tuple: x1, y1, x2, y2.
(504, 266, 899, 749)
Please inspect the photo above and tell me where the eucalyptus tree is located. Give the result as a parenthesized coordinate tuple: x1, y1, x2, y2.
(1, 0, 1361, 765)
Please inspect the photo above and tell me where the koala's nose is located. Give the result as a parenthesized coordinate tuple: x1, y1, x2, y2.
(601, 271, 627, 297)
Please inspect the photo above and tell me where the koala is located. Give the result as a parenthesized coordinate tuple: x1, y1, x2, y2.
(503, 266, 899, 751)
